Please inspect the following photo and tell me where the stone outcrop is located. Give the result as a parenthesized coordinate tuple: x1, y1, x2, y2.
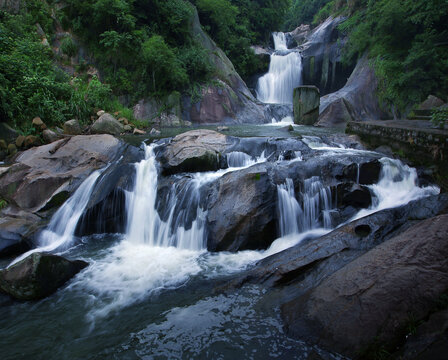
(281, 214, 448, 358)
(91, 113, 124, 135)
(317, 55, 389, 128)
(0, 135, 121, 212)
(206, 162, 277, 251)
(0, 252, 88, 300)
(293, 86, 320, 125)
(159, 130, 230, 174)
(301, 17, 355, 96)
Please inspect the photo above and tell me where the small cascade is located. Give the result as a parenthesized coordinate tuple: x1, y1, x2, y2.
(277, 177, 333, 237)
(356, 158, 439, 218)
(9, 170, 103, 266)
(257, 32, 302, 104)
(125, 144, 207, 250)
(226, 151, 253, 168)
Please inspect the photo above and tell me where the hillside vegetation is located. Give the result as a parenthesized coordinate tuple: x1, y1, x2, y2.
(286, 0, 448, 114)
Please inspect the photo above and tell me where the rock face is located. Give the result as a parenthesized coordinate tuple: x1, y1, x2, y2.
(301, 17, 355, 96)
(91, 113, 124, 135)
(317, 55, 390, 128)
(281, 214, 448, 358)
(206, 163, 277, 251)
(293, 86, 320, 125)
(0, 253, 88, 300)
(159, 130, 230, 174)
(182, 8, 267, 125)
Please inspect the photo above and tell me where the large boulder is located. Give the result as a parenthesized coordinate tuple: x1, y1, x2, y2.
(206, 162, 277, 251)
(0, 252, 88, 300)
(316, 55, 390, 128)
(0, 135, 121, 213)
(281, 214, 448, 358)
(0, 216, 37, 257)
(301, 17, 355, 96)
(159, 130, 231, 174)
(91, 113, 124, 135)
(293, 86, 320, 125)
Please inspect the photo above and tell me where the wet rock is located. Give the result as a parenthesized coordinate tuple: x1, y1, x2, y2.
(281, 214, 448, 358)
(160, 130, 230, 175)
(206, 163, 277, 251)
(149, 128, 161, 136)
(337, 183, 372, 209)
(339, 160, 381, 185)
(0, 253, 88, 300)
(42, 129, 60, 144)
(288, 24, 311, 46)
(91, 113, 124, 136)
(63, 119, 82, 135)
(293, 86, 320, 125)
(0, 216, 38, 257)
(0, 135, 121, 213)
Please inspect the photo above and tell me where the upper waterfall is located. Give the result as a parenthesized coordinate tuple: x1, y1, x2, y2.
(256, 32, 302, 104)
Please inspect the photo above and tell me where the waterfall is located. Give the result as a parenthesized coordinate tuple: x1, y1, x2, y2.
(354, 158, 440, 220)
(257, 32, 302, 104)
(125, 143, 207, 250)
(9, 170, 103, 266)
(277, 177, 333, 237)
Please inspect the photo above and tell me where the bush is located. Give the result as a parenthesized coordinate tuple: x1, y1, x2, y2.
(60, 36, 78, 58)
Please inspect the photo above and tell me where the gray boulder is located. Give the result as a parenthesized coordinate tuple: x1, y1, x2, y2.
(91, 113, 124, 135)
(42, 129, 60, 143)
(206, 162, 277, 251)
(63, 119, 82, 135)
(293, 86, 320, 125)
(160, 130, 230, 174)
(0, 135, 121, 213)
(281, 214, 448, 358)
(0, 252, 88, 300)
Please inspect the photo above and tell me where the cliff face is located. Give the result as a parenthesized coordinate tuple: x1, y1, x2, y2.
(299, 16, 355, 97)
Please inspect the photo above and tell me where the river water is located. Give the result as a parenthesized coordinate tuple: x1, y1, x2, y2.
(0, 122, 439, 360)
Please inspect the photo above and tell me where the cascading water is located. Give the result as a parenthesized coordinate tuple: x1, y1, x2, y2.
(125, 143, 207, 250)
(9, 169, 103, 266)
(257, 32, 302, 104)
(354, 158, 439, 220)
(277, 177, 333, 238)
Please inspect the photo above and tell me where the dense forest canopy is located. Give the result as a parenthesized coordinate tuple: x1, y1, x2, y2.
(0, 0, 447, 130)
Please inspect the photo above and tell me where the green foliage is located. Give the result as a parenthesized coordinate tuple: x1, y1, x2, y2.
(60, 36, 78, 58)
(431, 107, 448, 129)
(193, 0, 290, 78)
(63, 0, 214, 98)
(340, 0, 448, 113)
(284, 0, 333, 29)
